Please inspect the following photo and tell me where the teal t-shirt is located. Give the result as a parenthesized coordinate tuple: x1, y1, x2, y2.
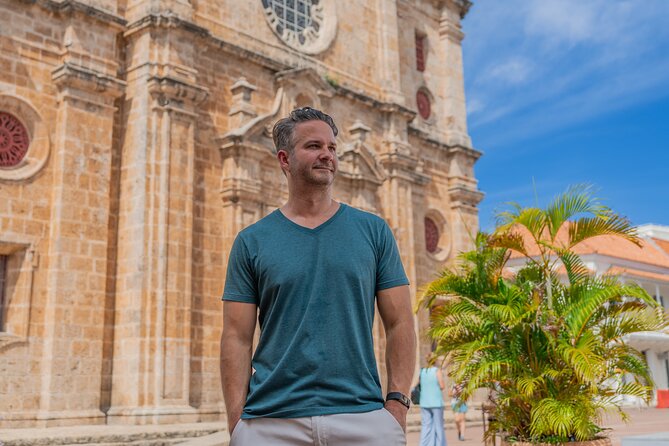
(223, 203, 409, 419)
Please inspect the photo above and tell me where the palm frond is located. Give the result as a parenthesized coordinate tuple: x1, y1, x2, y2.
(544, 184, 608, 239)
(568, 214, 640, 248)
(555, 249, 590, 286)
(496, 206, 547, 249)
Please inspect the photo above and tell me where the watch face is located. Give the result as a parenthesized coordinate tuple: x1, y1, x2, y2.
(387, 392, 410, 408)
(261, 0, 336, 54)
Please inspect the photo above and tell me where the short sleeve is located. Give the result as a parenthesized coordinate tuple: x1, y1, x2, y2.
(222, 234, 258, 304)
(376, 221, 410, 292)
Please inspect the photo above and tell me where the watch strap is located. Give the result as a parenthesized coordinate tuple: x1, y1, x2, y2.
(386, 391, 411, 409)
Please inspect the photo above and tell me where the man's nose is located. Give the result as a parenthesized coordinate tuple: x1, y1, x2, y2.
(319, 147, 333, 160)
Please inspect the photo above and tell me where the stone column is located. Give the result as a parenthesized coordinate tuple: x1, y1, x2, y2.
(38, 64, 124, 426)
(447, 147, 483, 256)
(376, 107, 430, 389)
(375, 0, 405, 105)
(108, 18, 208, 424)
(438, 1, 472, 148)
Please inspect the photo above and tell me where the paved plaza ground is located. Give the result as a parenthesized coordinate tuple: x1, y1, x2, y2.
(407, 407, 668, 446)
(0, 406, 665, 445)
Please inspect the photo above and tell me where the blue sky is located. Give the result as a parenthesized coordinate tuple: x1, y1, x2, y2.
(461, 0, 669, 232)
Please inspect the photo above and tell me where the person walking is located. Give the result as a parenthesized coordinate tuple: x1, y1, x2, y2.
(220, 107, 416, 445)
(418, 363, 446, 446)
(450, 382, 468, 441)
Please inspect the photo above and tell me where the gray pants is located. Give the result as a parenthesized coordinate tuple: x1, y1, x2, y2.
(230, 408, 406, 446)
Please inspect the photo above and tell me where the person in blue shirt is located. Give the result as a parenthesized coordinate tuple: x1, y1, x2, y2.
(450, 382, 468, 441)
(220, 107, 417, 445)
(418, 360, 446, 446)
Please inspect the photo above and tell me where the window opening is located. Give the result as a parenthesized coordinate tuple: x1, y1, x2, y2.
(415, 34, 426, 72)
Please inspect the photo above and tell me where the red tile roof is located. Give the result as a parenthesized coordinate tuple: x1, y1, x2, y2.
(606, 266, 669, 283)
(506, 226, 669, 269)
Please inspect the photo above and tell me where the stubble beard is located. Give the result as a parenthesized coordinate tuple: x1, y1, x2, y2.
(292, 163, 336, 188)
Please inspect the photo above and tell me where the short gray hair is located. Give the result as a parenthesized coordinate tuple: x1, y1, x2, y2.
(272, 107, 339, 154)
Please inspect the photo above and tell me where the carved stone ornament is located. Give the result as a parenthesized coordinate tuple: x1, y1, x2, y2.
(0, 112, 30, 168)
(0, 95, 51, 181)
(262, 0, 337, 54)
(416, 89, 431, 120)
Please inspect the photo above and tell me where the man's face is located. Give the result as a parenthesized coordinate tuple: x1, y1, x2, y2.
(284, 120, 338, 187)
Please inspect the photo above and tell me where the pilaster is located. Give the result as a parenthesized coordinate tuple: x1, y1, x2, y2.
(437, 2, 471, 147)
(38, 63, 124, 426)
(108, 17, 208, 424)
(375, 0, 405, 105)
(447, 146, 483, 256)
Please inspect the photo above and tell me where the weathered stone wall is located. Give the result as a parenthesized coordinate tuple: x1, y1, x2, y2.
(0, 0, 481, 428)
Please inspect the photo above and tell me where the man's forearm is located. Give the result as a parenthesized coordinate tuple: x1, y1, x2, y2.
(385, 317, 416, 394)
(220, 334, 253, 431)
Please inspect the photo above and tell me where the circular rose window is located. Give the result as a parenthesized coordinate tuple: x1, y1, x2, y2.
(0, 112, 30, 168)
(416, 90, 431, 120)
(262, 0, 336, 54)
(425, 217, 439, 254)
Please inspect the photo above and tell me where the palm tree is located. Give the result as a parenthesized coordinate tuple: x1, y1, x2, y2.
(420, 186, 668, 444)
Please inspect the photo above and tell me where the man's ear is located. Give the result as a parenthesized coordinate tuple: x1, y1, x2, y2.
(277, 149, 289, 165)
(277, 149, 290, 173)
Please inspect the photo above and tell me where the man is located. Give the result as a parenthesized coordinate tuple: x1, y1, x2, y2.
(220, 107, 416, 445)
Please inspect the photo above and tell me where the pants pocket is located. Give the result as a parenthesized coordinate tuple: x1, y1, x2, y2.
(381, 408, 406, 435)
(229, 420, 245, 445)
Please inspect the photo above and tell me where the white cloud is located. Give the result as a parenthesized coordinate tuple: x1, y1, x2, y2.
(462, 0, 669, 149)
(487, 58, 533, 85)
(466, 97, 485, 116)
(525, 0, 600, 45)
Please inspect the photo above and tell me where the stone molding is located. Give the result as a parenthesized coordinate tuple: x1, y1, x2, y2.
(408, 126, 479, 157)
(52, 63, 126, 105)
(124, 14, 287, 73)
(147, 76, 209, 117)
(229, 77, 258, 126)
(448, 184, 484, 210)
(338, 121, 387, 186)
(261, 0, 337, 55)
(380, 151, 430, 186)
(0, 239, 37, 346)
(0, 94, 51, 181)
(21, 0, 126, 27)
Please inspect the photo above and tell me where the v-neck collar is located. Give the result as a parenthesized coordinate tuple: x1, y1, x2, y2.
(275, 203, 347, 235)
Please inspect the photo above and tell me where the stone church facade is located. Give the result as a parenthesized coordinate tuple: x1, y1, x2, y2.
(0, 0, 482, 428)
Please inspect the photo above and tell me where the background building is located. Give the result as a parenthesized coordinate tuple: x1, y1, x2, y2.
(506, 224, 669, 407)
(0, 0, 482, 428)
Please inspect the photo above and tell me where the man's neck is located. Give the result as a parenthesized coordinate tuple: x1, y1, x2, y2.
(281, 189, 339, 228)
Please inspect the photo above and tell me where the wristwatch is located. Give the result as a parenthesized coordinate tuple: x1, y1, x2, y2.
(386, 392, 411, 409)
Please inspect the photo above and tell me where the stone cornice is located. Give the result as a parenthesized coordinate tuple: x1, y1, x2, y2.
(124, 14, 288, 73)
(448, 184, 484, 207)
(124, 13, 210, 39)
(380, 152, 431, 186)
(147, 76, 209, 107)
(444, 0, 472, 19)
(449, 145, 483, 161)
(334, 85, 416, 120)
(20, 0, 127, 28)
(52, 63, 126, 99)
(408, 126, 482, 160)
(123, 14, 417, 120)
